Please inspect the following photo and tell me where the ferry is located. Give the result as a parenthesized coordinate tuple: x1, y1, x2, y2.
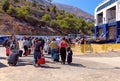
(94, 0, 120, 43)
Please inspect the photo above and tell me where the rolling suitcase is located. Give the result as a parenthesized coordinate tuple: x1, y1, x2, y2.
(26, 50, 29, 56)
(8, 53, 19, 66)
(53, 53, 59, 62)
(28, 48, 31, 55)
(67, 50, 73, 64)
(19, 50, 23, 57)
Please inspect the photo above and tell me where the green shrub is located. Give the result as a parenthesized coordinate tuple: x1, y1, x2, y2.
(41, 14, 51, 21)
(16, 6, 30, 19)
(2, 0, 10, 12)
(7, 5, 17, 16)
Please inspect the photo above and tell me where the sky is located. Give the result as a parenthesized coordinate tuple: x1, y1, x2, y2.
(52, 0, 103, 15)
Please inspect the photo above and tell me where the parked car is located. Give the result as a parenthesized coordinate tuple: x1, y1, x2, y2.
(0, 36, 9, 45)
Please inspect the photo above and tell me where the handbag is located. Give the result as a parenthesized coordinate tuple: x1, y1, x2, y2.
(37, 56, 45, 64)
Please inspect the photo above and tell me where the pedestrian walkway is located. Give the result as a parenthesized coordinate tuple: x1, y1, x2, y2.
(0, 46, 120, 81)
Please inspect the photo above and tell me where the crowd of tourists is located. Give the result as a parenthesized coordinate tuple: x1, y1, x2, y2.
(2, 34, 74, 67)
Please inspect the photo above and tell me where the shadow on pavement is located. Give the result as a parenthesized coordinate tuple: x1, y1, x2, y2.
(16, 62, 33, 66)
(16, 59, 33, 66)
(45, 60, 60, 64)
(68, 63, 86, 68)
(0, 62, 8, 68)
(18, 59, 32, 62)
(86, 67, 120, 70)
(40, 65, 60, 69)
(17, 62, 33, 66)
(114, 67, 120, 69)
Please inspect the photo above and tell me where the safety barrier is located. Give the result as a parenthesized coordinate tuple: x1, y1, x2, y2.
(71, 44, 120, 55)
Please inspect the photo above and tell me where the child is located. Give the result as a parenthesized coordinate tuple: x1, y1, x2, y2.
(67, 47, 73, 64)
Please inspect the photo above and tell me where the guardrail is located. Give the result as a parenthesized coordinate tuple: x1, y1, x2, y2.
(71, 44, 120, 55)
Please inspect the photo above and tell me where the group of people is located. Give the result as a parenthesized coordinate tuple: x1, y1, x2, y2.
(3, 34, 73, 67)
(49, 37, 73, 64)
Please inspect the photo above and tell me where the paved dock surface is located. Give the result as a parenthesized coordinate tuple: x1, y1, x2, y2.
(0, 45, 120, 81)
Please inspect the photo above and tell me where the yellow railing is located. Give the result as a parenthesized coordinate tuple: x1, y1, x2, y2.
(71, 44, 120, 55)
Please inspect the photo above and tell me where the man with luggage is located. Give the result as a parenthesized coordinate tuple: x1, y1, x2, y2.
(7, 34, 19, 66)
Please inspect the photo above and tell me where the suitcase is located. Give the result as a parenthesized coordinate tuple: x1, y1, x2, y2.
(67, 50, 73, 64)
(19, 50, 23, 57)
(8, 53, 19, 66)
(28, 48, 31, 55)
(53, 53, 59, 62)
(26, 50, 29, 56)
(6, 48, 10, 56)
(26, 48, 31, 56)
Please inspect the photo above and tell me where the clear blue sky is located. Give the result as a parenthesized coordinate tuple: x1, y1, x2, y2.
(52, 0, 103, 15)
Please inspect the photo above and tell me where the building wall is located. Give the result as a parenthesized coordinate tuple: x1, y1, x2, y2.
(117, 1, 120, 21)
(95, 0, 119, 26)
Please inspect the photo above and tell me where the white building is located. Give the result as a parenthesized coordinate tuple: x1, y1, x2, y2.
(94, 0, 120, 43)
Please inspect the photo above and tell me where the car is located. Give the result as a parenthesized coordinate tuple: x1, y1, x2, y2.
(0, 36, 9, 45)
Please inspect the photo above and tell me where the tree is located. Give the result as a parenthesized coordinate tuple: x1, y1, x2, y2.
(50, 20, 58, 27)
(50, 5, 57, 14)
(16, 6, 30, 19)
(7, 5, 17, 16)
(85, 22, 94, 35)
(41, 14, 51, 21)
(56, 20, 69, 29)
(56, 15, 64, 20)
(2, 0, 10, 12)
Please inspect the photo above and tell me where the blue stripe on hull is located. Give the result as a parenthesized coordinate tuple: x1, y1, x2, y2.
(94, 21, 120, 43)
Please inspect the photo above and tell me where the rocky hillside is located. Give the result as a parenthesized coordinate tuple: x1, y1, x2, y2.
(54, 3, 94, 21)
(29, 0, 51, 5)
(0, 12, 59, 35)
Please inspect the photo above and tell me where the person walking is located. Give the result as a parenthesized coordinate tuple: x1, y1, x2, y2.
(23, 38, 29, 56)
(7, 34, 19, 66)
(59, 37, 68, 64)
(8, 34, 19, 53)
(33, 38, 43, 67)
(49, 38, 58, 60)
(80, 37, 86, 53)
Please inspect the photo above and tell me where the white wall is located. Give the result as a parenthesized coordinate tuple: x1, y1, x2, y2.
(117, 1, 120, 21)
(95, 0, 118, 26)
